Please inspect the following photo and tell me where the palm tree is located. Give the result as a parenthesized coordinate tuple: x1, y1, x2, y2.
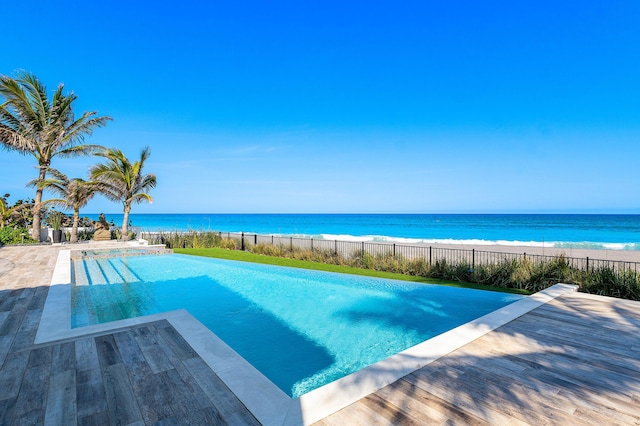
(90, 147, 156, 241)
(30, 169, 99, 243)
(0, 71, 111, 240)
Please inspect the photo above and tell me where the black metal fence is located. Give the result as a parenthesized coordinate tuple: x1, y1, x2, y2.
(142, 230, 640, 274)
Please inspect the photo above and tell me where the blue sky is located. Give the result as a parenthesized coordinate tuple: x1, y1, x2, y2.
(1, 1, 639, 214)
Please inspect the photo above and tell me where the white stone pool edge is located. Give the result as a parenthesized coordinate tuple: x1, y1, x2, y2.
(36, 249, 578, 426)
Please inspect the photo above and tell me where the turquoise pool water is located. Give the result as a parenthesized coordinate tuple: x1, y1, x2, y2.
(71, 254, 524, 397)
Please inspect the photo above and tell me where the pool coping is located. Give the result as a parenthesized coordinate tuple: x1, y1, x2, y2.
(36, 249, 578, 426)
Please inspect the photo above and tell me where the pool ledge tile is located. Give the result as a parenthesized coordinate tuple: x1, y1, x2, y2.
(37, 249, 578, 426)
(35, 250, 71, 343)
(168, 310, 292, 425)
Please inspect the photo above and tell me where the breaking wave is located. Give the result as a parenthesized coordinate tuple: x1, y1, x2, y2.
(315, 234, 640, 250)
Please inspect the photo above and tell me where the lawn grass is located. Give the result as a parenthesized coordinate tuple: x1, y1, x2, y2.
(174, 247, 531, 295)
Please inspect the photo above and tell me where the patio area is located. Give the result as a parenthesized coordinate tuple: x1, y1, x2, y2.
(1, 244, 639, 425)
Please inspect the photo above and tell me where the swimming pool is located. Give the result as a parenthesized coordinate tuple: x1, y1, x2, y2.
(71, 253, 524, 397)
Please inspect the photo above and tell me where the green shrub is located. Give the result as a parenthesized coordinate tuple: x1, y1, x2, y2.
(351, 250, 375, 269)
(64, 229, 95, 242)
(580, 266, 640, 300)
(407, 258, 430, 276)
(251, 244, 286, 257)
(0, 227, 36, 245)
(147, 231, 227, 249)
(77, 229, 94, 241)
(219, 238, 237, 250)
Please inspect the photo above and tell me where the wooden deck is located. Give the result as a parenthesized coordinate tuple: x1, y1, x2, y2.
(1, 244, 640, 425)
(317, 292, 640, 425)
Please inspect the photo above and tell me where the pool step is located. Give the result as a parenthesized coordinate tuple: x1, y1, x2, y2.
(83, 259, 108, 285)
(99, 259, 128, 284)
(81, 258, 141, 285)
(109, 258, 142, 283)
(73, 260, 90, 286)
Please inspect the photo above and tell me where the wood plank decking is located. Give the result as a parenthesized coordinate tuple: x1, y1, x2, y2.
(317, 293, 640, 425)
(1, 244, 640, 425)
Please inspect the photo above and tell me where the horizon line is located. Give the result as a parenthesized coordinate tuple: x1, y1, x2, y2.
(84, 211, 640, 215)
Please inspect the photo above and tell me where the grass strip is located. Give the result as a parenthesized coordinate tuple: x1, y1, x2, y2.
(174, 247, 530, 295)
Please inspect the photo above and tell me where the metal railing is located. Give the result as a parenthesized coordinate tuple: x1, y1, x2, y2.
(142, 230, 640, 274)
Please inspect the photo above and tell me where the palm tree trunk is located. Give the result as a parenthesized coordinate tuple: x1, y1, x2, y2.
(71, 209, 80, 243)
(31, 167, 47, 241)
(122, 204, 130, 241)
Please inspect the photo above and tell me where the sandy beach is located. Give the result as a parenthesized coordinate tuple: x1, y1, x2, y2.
(429, 242, 640, 263)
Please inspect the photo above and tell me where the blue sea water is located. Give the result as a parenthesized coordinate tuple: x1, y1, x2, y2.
(87, 213, 640, 250)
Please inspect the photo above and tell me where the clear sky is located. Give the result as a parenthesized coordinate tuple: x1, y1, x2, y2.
(1, 1, 639, 214)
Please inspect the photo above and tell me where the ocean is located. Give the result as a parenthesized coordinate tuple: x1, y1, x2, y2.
(86, 213, 640, 251)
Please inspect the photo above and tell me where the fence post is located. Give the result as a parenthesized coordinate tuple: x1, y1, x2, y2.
(362, 241, 365, 253)
(290, 236, 293, 251)
(472, 248, 475, 270)
(335, 240, 338, 256)
(429, 246, 432, 266)
(393, 243, 396, 258)
(272, 235, 274, 245)
(311, 238, 314, 251)
(586, 256, 589, 272)
(241, 232, 245, 251)
(254, 234, 257, 245)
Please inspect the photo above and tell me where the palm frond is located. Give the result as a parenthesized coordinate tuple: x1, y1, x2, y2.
(93, 183, 122, 202)
(41, 198, 72, 210)
(0, 76, 33, 116)
(63, 113, 112, 144)
(15, 71, 51, 130)
(0, 80, 39, 153)
(57, 144, 105, 158)
(43, 167, 68, 182)
(0, 104, 28, 132)
(135, 174, 157, 193)
(130, 193, 153, 204)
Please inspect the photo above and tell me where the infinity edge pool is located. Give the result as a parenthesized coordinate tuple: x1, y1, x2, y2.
(36, 249, 578, 425)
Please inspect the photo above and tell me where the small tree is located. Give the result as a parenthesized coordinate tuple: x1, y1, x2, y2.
(31, 169, 99, 243)
(90, 147, 156, 241)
